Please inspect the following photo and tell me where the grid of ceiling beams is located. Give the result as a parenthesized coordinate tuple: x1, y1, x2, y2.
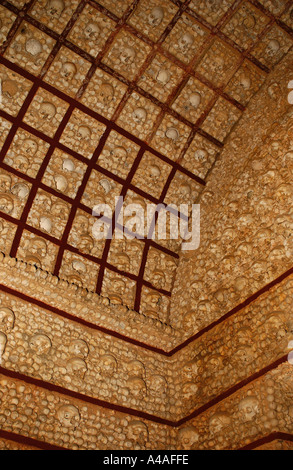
(0, 0, 292, 321)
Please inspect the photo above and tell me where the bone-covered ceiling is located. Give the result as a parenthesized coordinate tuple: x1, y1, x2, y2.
(0, 0, 292, 322)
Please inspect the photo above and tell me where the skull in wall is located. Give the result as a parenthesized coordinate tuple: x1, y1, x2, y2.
(29, 333, 52, 355)
(120, 46, 136, 65)
(97, 83, 114, 105)
(177, 426, 199, 450)
(178, 33, 194, 54)
(61, 62, 77, 81)
(266, 39, 280, 58)
(23, 138, 39, 156)
(66, 357, 87, 379)
(209, 412, 231, 436)
(132, 107, 147, 124)
(0, 307, 15, 333)
(84, 22, 100, 40)
(127, 420, 149, 449)
(148, 6, 164, 27)
(46, 0, 65, 19)
(25, 39, 43, 56)
(127, 377, 147, 400)
(238, 396, 260, 422)
(2, 80, 18, 99)
(99, 353, 118, 377)
(68, 339, 89, 358)
(39, 102, 56, 121)
(57, 404, 80, 428)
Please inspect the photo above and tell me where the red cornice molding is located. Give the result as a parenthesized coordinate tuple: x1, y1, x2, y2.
(0, 355, 288, 428)
(1, 265, 292, 356)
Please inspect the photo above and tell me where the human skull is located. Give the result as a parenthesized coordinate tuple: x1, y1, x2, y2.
(39, 102, 56, 121)
(238, 396, 259, 422)
(120, 46, 136, 65)
(62, 158, 75, 172)
(180, 182, 191, 196)
(99, 354, 117, 377)
(189, 92, 201, 108)
(77, 125, 91, 140)
(61, 62, 77, 81)
(148, 6, 164, 27)
(111, 146, 127, 163)
(72, 259, 86, 274)
(236, 327, 252, 346)
(84, 22, 100, 40)
(182, 359, 199, 381)
(149, 375, 167, 396)
(51, 201, 69, 219)
(0, 174, 12, 192)
(2, 80, 18, 99)
(0, 194, 14, 214)
(111, 277, 126, 293)
(209, 412, 231, 435)
(127, 359, 145, 378)
(149, 164, 161, 178)
(182, 381, 198, 400)
(97, 83, 114, 105)
(127, 377, 147, 399)
(57, 404, 80, 428)
(66, 357, 87, 379)
(242, 14, 256, 29)
(156, 69, 170, 85)
(178, 426, 199, 450)
(29, 333, 52, 355)
(67, 274, 83, 287)
(23, 138, 39, 156)
(68, 339, 89, 358)
(132, 107, 147, 124)
(194, 149, 208, 164)
(234, 346, 254, 366)
(30, 237, 48, 258)
(25, 38, 43, 56)
(46, 0, 65, 19)
(165, 126, 179, 141)
(0, 308, 15, 333)
(178, 33, 194, 54)
(54, 174, 68, 193)
(0, 332, 7, 358)
(266, 39, 280, 57)
(11, 183, 30, 200)
(239, 75, 251, 90)
(39, 216, 52, 233)
(14, 155, 29, 172)
(213, 55, 225, 71)
(127, 420, 148, 448)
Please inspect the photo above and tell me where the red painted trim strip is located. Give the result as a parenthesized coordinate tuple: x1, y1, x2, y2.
(238, 432, 293, 450)
(0, 429, 66, 450)
(0, 282, 170, 355)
